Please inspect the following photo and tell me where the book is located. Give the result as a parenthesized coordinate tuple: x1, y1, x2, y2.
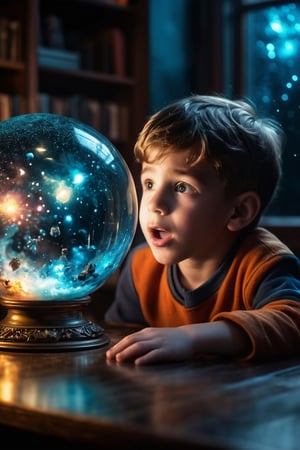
(94, 29, 113, 73)
(0, 93, 11, 120)
(80, 35, 95, 70)
(106, 101, 119, 141)
(69, 95, 81, 120)
(38, 47, 80, 70)
(0, 18, 8, 59)
(51, 95, 70, 116)
(43, 15, 65, 49)
(110, 27, 126, 76)
(119, 104, 129, 142)
(86, 99, 102, 130)
(11, 94, 22, 116)
(8, 20, 21, 61)
(38, 93, 51, 113)
(115, 0, 129, 5)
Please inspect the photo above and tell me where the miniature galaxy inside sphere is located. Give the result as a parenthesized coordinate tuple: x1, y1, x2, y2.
(0, 113, 138, 301)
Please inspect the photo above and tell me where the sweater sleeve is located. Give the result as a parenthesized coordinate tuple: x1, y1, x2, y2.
(213, 300, 300, 360)
(104, 245, 147, 326)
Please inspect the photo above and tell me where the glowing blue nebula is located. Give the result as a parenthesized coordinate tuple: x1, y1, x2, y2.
(0, 113, 138, 300)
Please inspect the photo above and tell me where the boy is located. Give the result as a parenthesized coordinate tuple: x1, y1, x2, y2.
(105, 94, 300, 365)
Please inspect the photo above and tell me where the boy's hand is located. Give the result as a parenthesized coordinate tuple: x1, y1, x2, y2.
(106, 321, 251, 365)
(106, 327, 195, 365)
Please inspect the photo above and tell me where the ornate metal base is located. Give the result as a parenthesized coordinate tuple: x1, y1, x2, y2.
(0, 297, 109, 351)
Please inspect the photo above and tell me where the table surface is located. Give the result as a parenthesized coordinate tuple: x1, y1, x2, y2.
(1, 322, 300, 450)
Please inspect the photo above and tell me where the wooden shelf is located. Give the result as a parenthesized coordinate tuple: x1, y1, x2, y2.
(0, 59, 24, 70)
(0, 0, 149, 168)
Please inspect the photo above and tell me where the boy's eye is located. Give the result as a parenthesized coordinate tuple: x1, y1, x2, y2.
(144, 180, 153, 190)
(175, 182, 195, 193)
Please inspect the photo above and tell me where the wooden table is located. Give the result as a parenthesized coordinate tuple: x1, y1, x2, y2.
(0, 323, 300, 450)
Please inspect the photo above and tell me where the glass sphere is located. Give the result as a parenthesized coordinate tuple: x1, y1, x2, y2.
(0, 113, 138, 301)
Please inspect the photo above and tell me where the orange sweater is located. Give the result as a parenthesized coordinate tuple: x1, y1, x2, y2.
(105, 228, 300, 360)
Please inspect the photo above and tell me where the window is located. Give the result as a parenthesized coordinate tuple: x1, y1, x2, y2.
(224, 0, 300, 222)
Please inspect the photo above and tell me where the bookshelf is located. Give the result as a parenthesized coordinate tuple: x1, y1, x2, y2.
(0, 0, 149, 172)
(0, 0, 148, 315)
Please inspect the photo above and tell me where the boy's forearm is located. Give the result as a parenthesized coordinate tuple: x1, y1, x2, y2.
(180, 320, 252, 358)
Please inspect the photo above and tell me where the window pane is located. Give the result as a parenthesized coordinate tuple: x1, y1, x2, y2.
(243, 2, 300, 216)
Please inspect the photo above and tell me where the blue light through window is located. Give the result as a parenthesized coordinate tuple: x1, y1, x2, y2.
(243, 2, 300, 216)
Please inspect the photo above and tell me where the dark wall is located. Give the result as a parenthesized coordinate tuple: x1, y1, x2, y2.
(149, 0, 223, 114)
(149, 0, 195, 114)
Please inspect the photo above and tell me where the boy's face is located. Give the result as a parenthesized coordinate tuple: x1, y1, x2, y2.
(139, 148, 238, 266)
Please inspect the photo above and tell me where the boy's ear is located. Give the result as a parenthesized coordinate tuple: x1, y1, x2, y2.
(227, 191, 261, 231)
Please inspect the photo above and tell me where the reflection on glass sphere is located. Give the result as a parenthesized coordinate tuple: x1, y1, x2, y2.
(0, 113, 138, 301)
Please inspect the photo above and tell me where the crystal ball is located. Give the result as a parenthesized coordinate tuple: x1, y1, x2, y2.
(0, 113, 138, 301)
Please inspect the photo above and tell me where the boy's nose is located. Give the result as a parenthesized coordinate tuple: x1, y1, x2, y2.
(148, 189, 170, 215)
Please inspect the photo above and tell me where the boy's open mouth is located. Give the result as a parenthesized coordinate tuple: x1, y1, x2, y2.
(149, 227, 172, 246)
